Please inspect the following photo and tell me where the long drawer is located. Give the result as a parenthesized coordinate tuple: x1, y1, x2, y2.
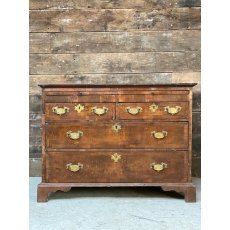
(46, 151, 188, 183)
(45, 121, 188, 150)
(44, 90, 189, 103)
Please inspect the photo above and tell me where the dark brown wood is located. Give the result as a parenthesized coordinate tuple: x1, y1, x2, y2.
(43, 91, 190, 103)
(37, 182, 195, 202)
(37, 84, 196, 202)
(46, 151, 188, 183)
(117, 102, 189, 120)
(162, 184, 196, 202)
(45, 103, 115, 121)
(39, 83, 197, 88)
(37, 183, 71, 202)
(45, 121, 188, 149)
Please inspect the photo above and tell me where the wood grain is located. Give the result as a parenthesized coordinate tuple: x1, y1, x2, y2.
(45, 103, 115, 121)
(45, 121, 189, 149)
(29, 73, 172, 95)
(30, 0, 201, 10)
(30, 33, 50, 53)
(155, 52, 200, 72)
(117, 102, 189, 120)
(46, 151, 188, 183)
(29, 8, 200, 32)
(29, 52, 200, 74)
(49, 30, 200, 53)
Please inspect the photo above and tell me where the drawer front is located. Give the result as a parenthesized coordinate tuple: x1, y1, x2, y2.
(44, 94, 117, 103)
(44, 90, 189, 103)
(46, 151, 188, 183)
(45, 122, 188, 149)
(117, 102, 189, 120)
(45, 103, 115, 121)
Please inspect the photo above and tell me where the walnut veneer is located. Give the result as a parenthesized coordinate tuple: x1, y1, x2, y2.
(37, 84, 197, 202)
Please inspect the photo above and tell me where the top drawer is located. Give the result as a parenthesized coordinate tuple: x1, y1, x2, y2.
(44, 90, 189, 103)
(45, 103, 115, 121)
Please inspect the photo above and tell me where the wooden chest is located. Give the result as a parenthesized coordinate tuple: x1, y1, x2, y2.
(37, 84, 197, 202)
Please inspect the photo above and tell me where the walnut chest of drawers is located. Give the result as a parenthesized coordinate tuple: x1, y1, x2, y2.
(37, 84, 197, 202)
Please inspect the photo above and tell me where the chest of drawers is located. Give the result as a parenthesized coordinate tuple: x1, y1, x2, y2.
(37, 84, 197, 202)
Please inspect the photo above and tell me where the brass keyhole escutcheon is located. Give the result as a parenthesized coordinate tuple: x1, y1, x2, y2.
(149, 103, 158, 113)
(74, 104, 84, 113)
(112, 123, 122, 133)
(111, 153, 121, 163)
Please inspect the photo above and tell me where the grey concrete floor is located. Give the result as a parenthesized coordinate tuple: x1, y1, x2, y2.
(30, 177, 200, 230)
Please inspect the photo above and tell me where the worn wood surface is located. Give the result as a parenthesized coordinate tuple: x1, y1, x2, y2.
(37, 183, 71, 202)
(161, 183, 196, 202)
(30, 52, 200, 74)
(46, 151, 188, 183)
(45, 103, 115, 121)
(37, 181, 196, 202)
(44, 93, 189, 103)
(46, 121, 188, 149)
(37, 84, 196, 202)
(117, 102, 189, 120)
(47, 30, 200, 53)
(29, 0, 201, 178)
(30, 0, 201, 10)
(29, 8, 200, 32)
(29, 33, 50, 53)
(46, 101, 189, 121)
(29, 111, 201, 159)
(29, 73, 200, 96)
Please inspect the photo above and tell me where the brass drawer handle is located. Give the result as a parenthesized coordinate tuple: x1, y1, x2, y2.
(150, 162, 167, 172)
(126, 106, 142, 115)
(66, 163, 83, 172)
(74, 104, 84, 113)
(112, 123, 122, 133)
(151, 131, 168, 139)
(111, 153, 121, 163)
(52, 106, 69, 115)
(164, 106, 181, 115)
(91, 106, 109, 116)
(67, 130, 83, 140)
(149, 103, 158, 112)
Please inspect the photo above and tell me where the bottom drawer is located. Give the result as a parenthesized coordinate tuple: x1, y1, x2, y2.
(46, 151, 188, 183)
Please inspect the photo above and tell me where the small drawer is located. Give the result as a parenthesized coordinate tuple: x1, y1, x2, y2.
(45, 121, 188, 150)
(44, 93, 116, 103)
(46, 151, 188, 183)
(117, 102, 189, 120)
(45, 103, 115, 121)
(117, 92, 189, 102)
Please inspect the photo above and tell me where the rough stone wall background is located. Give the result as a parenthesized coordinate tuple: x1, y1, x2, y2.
(29, 0, 201, 177)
